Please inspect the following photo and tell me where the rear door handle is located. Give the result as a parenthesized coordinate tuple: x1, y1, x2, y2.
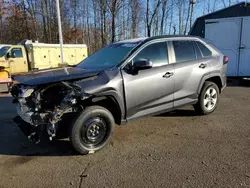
(199, 63, 207, 69)
(163, 72, 174, 78)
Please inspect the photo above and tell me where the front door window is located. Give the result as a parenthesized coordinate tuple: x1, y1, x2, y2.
(11, 48, 23, 58)
(133, 42, 169, 66)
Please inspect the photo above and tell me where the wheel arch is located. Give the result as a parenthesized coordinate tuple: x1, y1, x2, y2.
(198, 73, 223, 94)
(81, 93, 125, 125)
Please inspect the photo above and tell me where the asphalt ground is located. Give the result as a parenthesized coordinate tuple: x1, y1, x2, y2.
(0, 80, 249, 188)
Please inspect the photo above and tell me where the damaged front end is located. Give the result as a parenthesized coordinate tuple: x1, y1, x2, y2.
(11, 82, 85, 144)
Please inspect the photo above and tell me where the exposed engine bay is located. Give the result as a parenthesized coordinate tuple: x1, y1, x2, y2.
(11, 82, 84, 143)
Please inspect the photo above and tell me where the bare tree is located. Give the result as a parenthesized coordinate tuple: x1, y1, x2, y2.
(130, 0, 140, 38)
(26, 0, 39, 40)
(0, 0, 242, 54)
(21, 0, 30, 39)
(146, 0, 162, 37)
(184, 2, 191, 35)
(222, 0, 232, 7)
(190, 1, 196, 29)
(99, 0, 107, 46)
(107, 0, 123, 42)
(70, 0, 77, 43)
(40, 0, 48, 42)
(160, 0, 168, 35)
(0, 0, 5, 43)
(176, 0, 183, 34)
(173, 24, 177, 34)
(169, 0, 174, 34)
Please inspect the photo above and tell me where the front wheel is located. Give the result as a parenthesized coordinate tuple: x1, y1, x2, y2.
(194, 81, 220, 115)
(70, 106, 115, 155)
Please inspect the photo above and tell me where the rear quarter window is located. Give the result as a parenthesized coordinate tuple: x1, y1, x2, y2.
(196, 42, 212, 57)
(194, 42, 203, 59)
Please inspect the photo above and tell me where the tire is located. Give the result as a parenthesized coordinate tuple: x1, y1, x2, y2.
(194, 81, 220, 115)
(69, 106, 115, 155)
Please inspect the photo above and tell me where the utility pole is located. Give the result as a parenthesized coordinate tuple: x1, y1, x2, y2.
(184, 3, 191, 35)
(56, 0, 64, 64)
(190, 0, 196, 30)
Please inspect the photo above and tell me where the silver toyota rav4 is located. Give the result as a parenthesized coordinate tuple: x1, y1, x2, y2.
(11, 35, 228, 154)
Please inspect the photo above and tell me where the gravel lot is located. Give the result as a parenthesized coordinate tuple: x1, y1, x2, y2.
(0, 81, 250, 188)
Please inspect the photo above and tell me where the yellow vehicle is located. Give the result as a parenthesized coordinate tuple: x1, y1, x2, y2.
(0, 45, 13, 92)
(0, 40, 88, 74)
(0, 40, 88, 92)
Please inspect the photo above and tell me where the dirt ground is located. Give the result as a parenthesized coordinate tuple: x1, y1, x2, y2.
(0, 81, 249, 188)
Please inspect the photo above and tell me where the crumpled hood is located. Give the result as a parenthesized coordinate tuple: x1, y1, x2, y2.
(13, 66, 102, 85)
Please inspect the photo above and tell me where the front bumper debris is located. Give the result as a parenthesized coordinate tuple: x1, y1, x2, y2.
(13, 116, 46, 144)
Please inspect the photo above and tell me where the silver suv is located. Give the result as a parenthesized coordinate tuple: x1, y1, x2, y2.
(11, 35, 228, 154)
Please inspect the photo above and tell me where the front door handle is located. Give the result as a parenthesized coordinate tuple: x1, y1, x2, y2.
(199, 63, 207, 69)
(163, 72, 174, 78)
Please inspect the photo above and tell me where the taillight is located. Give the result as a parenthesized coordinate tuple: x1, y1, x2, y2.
(223, 56, 229, 64)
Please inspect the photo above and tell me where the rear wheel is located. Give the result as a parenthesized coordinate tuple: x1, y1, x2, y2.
(194, 81, 220, 115)
(70, 106, 115, 155)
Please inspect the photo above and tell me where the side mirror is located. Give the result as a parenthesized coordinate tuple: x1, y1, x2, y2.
(6, 52, 10, 59)
(133, 59, 153, 70)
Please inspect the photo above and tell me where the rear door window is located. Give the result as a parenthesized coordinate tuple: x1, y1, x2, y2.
(173, 41, 196, 63)
(196, 42, 212, 57)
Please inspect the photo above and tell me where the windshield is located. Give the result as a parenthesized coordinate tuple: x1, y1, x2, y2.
(77, 42, 140, 69)
(0, 46, 10, 57)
